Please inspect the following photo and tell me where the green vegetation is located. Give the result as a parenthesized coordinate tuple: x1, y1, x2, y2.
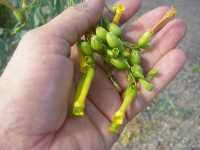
(0, 0, 83, 72)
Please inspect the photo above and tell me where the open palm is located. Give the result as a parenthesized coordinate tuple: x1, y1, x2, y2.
(0, 0, 186, 150)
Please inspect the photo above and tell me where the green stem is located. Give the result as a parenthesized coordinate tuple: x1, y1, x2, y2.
(72, 67, 95, 116)
(13, 9, 26, 23)
(120, 85, 137, 113)
(123, 41, 140, 50)
(12, 23, 26, 35)
(21, 0, 28, 9)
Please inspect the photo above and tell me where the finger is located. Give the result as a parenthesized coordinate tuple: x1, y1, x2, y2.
(86, 100, 119, 149)
(54, 113, 107, 150)
(127, 48, 186, 119)
(119, 0, 141, 23)
(43, 0, 105, 45)
(88, 66, 122, 122)
(105, 0, 141, 24)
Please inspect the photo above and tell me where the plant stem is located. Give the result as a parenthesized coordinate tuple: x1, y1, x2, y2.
(67, 0, 83, 7)
(72, 67, 95, 116)
(120, 85, 137, 113)
(13, 9, 25, 23)
(21, 0, 28, 9)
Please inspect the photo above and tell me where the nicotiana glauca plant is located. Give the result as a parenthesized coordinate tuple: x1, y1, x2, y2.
(71, 4, 176, 133)
(0, 0, 177, 133)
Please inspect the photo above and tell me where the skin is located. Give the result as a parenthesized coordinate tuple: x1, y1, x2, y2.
(0, 0, 187, 149)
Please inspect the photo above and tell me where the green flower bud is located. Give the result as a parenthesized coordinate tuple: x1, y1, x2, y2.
(139, 79, 154, 91)
(96, 26, 107, 41)
(81, 56, 95, 71)
(129, 50, 141, 65)
(146, 68, 159, 81)
(122, 50, 130, 58)
(79, 41, 93, 56)
(13, 10, 25, 23)
(109, 23, 122, 37)
(91, 35, 104, 54)
(130, 64, 144, 79)
(107, 48, 120, 58)
(85, 56, 95, 66)
(110, 58, 129, 70)
(138, 31, 153, 48)
(107, 49, 114, 58)
(106, 32, 122, 48)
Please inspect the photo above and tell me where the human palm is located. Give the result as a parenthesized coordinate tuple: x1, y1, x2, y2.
(0, 0, 186, 150)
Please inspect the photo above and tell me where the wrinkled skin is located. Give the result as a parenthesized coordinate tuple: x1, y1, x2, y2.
(0, 0, 186, 150)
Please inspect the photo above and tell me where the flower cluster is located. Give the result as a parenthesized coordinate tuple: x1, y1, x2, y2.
(72, 4, 176, 133)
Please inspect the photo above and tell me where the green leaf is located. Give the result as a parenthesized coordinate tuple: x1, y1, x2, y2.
(0, 28, 4, 36)
(100, 16, 110, 30)
(34, 8, 45, 26)
(192, 66, 200, 73)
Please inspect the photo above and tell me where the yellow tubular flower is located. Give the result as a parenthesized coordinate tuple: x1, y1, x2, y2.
(138, 6, 176, 49)
(72, 67, 95, 116)
(73, 51, 95, 116)
(151, 6, 177, 34)
(80, 53, 86, 73)
(109, 85, 137, 133)
(112, 4, 125, 25)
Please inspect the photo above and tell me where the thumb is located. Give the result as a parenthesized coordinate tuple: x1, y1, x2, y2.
(43, 0, 105, 45)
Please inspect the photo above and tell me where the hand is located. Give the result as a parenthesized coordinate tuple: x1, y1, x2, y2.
(0, 0, 186, 149)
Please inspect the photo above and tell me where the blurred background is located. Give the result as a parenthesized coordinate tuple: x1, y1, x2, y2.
(112, 0, 200, 149)
(0, 0, 200, 149)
